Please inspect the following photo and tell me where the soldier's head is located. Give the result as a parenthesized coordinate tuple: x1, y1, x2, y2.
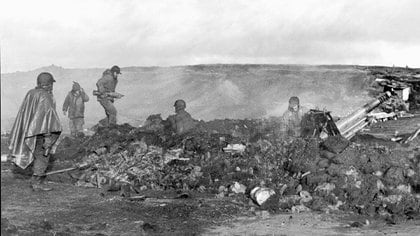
(37, 72, 55, 92)
(174, 99, 186, 113)
(72, 81, 81, 92)
(110, 65, 121, 79)
(288, 96, 300, 112)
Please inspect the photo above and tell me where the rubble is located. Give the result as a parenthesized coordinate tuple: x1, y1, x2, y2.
(50, 112, 419, 222)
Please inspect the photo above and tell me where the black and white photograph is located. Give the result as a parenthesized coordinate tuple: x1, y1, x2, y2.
(1, 0, 419, 235)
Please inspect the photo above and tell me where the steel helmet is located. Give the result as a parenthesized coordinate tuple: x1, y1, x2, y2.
(174, 99, 186, 109)
(110, 65, 121, 74)
(37, 72, 56, 86)
(289, 96, 300, 105)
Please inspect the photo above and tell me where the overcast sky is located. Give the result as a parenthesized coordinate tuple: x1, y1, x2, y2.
(1, 0, 419, 73)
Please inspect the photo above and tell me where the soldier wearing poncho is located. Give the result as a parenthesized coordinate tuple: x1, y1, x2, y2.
(8, 72, 62, 191)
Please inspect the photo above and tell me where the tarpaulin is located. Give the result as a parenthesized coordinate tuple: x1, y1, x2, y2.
(8, 88, 62, 169)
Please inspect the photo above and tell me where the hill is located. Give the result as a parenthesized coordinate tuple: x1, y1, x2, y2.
(1, 64, 375, 132)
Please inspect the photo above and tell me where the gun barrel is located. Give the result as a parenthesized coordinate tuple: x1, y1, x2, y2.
(335, 92, 391, 138)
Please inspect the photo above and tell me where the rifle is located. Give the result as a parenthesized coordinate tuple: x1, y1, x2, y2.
(93, 90, 124, 99)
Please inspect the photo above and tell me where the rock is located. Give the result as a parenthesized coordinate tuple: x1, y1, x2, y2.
(384, 166, 405, 186)
(320, 150, 336, 160)
(231, 182, 246, 194)
(317, 158, 330, 169)
(349, 221, 364, 227)
(321, 136, 350, 154)
(315, 183, 336, 195)
(142, 222, 158, 233)
(250, 187, 276, 206)
(299, 191, 313, 203)
(396, 184, 412, 194)
(291, 204, 311, 213)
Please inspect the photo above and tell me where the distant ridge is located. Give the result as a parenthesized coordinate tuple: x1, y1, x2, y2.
(1, 64, 386, 133)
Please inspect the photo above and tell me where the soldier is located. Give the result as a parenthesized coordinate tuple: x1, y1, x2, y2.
(63, 82, 89, 137)
(280, 96, 308, 138)
(8, 72, 62, 191)
(167, 99, 198, 135)
(95, 65, 121, 127)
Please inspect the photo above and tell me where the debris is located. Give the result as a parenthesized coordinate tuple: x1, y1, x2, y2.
(404, 128, 420, 143)
(291, 205, 311, 213)
(250, 187, 276, 206)
(175, 193, 190, 199)
(127, 195, 147, 201)
(299, 191, 312, 203)
(349, 221, 364, 228)
(231, 182, 246, 194)
(314, 183, 335, 195)
(321, 136, 350, 154)
(51, 113, 419, 221)
(223, 143, 246, 153)
(1, 154, 14, 163)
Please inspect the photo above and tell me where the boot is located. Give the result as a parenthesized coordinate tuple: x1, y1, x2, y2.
(30, 175, 53, 191)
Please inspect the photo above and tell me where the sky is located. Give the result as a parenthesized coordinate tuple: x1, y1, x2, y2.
(1, 0, 420, 73)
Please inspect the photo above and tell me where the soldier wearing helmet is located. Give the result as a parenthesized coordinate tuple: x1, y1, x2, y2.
(167, 99, 198, 135)
(8, 72, 62, 191)
(95, 65, 122, 126)
(279, 96, 308, 138)
(63, 81, 89, 137)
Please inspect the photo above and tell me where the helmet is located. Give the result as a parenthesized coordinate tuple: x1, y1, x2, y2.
(289, 96, 300, 105)
(174, 99, 186, 110)
(110, 65, 121, 74)
(37, 72, 56, 86)
(72, 81, 81, 91)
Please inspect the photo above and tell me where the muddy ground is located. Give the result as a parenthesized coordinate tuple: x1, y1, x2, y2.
(2, 169, 420, 236)
(2, 129, 420, 236)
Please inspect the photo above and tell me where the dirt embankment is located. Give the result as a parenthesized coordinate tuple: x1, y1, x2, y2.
(1, 117, 419, 235)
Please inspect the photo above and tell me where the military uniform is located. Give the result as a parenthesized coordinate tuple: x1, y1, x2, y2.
(96, 69, 118, 126)
(63, 83, 89, 136)
(280, 102, 308, 138)
(167, 110, 197, 135)
(9, 72, 62, 190)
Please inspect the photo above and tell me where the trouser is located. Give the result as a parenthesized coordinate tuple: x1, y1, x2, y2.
(98, 99, 117, 126)
(69, 118, 84, 136)
(32, 136, 50, 177)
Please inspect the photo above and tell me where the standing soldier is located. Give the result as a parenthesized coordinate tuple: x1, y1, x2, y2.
(8, 72, 62, 191)
(280, 96, 308, 138)
(95, 65, 122, 127)
(62, 81, 89, 137)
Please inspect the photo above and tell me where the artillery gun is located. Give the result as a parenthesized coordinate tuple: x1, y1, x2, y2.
(302, 91, 392, 140)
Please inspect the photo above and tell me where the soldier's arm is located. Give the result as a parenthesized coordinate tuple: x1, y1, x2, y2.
(62, 94, 70, 112)
(96, 78, 106, 94)
(81, 89, 89, 102)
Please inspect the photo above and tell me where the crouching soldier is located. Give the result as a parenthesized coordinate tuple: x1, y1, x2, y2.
(167, 99, 198, 135)
(8, 72, 62, 191)
(63, 82, 89, 137)
(280, 96, 308, 139)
